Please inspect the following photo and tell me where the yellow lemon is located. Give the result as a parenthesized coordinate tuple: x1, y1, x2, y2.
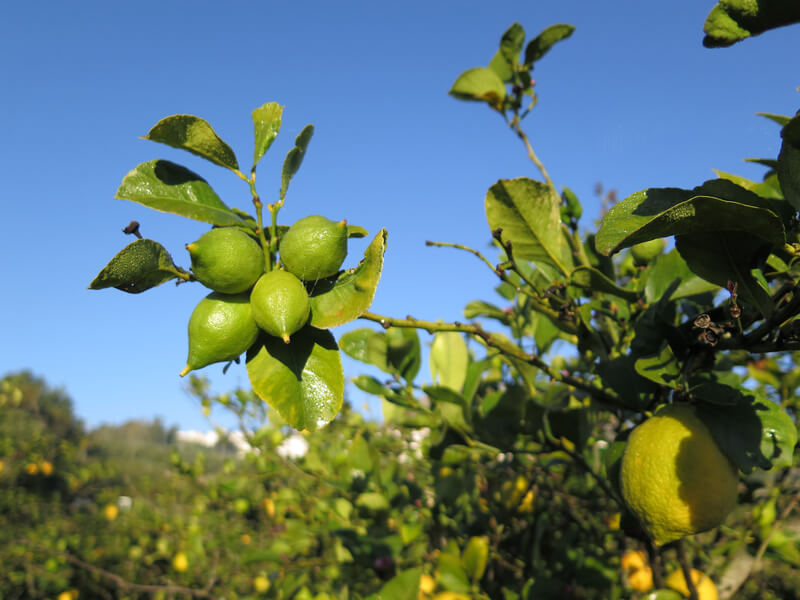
(241, 533, 252, 545)
(279, 215, 348, 282)
(104, 503, 119, 521)
(419, 573, 436, 594)
(621, 550, 653, 592)
(172, 551, 189, 572)
(186, 227, 264, 294)
(254, 574, 270, 593)
(620, 404, 738, 545)
(665, 568, 718, 600)
(40, 460, 53, 476)
(250, 270, 311, 343)
(26, 463, 39, 475)
(263, 498, 276, 518)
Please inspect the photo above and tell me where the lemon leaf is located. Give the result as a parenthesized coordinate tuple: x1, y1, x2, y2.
(368, 567, 422, 600)
(89, 239, 188, 294)
(308, 229, 387, 329)
(246, 326, 343, 431)
(252, 102, 283, 171)
(144, 114, 239, 171)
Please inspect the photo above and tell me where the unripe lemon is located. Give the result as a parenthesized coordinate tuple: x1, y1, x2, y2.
(279, 215, 348, 282)
(181, 292, 259, 376)
(250, 271, 311, 343)
(665, 568, 718, 600)
(620, 404, 738, 546)
(172, 551, 189, 572)
(186, 228, 264, 294)
(631, 238, 666, 265)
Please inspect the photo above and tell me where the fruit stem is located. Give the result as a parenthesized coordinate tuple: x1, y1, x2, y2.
(676, 541, 699, 600)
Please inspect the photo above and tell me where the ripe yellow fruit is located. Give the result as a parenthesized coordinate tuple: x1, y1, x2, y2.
(279, 215, 348, 282)
(172, 551, 189, 572)
(186, 227, 264, 294)
(620, 404, 738, 545)
(621, 550, 653, 592)
(40, 460, 53, 476)
(263, 497, 276, 518)
(419, 573, 436, 594)
(26, 463, 39, 475)
(665, 568, 718, 600)
(432, 593, 470, 600)
(241, 533, 252, 545)
(181, 292, 260, 376)
(254, 574, 270, 593)
(250, 271, 311, 343)
(104, 503, 119, 521)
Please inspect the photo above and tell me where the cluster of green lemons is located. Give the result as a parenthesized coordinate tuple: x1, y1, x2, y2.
(179, 215, 348, 377)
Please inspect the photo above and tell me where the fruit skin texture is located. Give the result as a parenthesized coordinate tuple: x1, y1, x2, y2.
(181, 292, 260, 376)
(279, 215, 348, 282)
(620, 404, 738, 546)
(621, 550, 653, 592)
(250, 270, 311, 343)
(630, 238, 666, 265)
(186, 227, 264, 294)
(665, 568, 718, 600)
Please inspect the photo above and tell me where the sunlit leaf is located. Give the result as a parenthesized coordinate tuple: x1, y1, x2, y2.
(144, 114, 239, 171)
(252, 102, 283, 170)
(430, 332, 469, 392)
(449, 67, 506, 108)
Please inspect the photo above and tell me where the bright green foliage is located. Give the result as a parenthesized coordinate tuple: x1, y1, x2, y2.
(145, 114, 240, 171)
(186, 227, 265, 294)
(703, 0, 800, 47)
(250, 270, 311, 343)
(181, 292, 259, 376)
(280, 215, 349, 282)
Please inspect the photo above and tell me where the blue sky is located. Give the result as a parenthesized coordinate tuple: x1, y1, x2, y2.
(1, 1, 798, 431)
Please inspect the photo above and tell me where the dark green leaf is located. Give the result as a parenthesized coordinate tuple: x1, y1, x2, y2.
(448, 67, 506, 108)
(486, 178, 572, 277)
(596, 355, 658, 410)
(371, 568, 422, 600)
(89, 239, 188, 293)
(281, 124, 314, 199)
(430, 332, 469, 392)
(386, 327, 421, 382)
(116, 160, 247, 226)
(426, 386, 470, 432)
(144, 114, 239, 171)
(499, 22, 525, 65)
(523, 23, 575, 65)
(246, 327, 343, 431)
(596, 179, 785, 256)
(675, 230, 774, 316)
(644, 249, 720, 303)
(570, 266, 639, 302)
(252, 102, 283, 171)
(703, 1, 800, 47)
(347, 224, 369, 238)
(308, 229, 386, 329)
(634, 344, 681, 389)
(778, 117, 800, 210)
(697, 388, 798, 473)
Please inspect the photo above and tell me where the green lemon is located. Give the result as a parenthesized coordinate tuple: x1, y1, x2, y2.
(620, 404, 738, 545)
(279, 215, 348, 282)
(187, 228, 264, 293)
(630, 238, 666, 266)
(250, 270, 311, 343)
(180, 292, 260, 377)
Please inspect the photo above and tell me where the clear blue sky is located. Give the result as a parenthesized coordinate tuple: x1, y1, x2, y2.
(1, 1, 798, 431)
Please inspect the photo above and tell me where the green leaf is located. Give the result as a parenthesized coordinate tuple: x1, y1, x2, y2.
(246, 326, 344, 431)
(703, 0, 800, 47)
(371, 568, 422, 600)
(596, 355, 658, 410)
(355, 492, 389, 511)
(569, 266, 639, 302)
(386, 327, 421, 382)
(712, 169, 783, 199)
(757, 112, 792, 127)
(644, 249, 720, 303)
(281, 124, 314, 199)
(309, 229, 387, 329)
(462, 536, 489, 583)
(448, 67, 506, 108)
(523, 24, 575, 65)
(696, 388, 798, 473)
(89, 239, 188, 293)
(116, 160, 247, 227)
(488, 50, 513, 83)
(499, 22, 525, 65)
(430, 332, 469, 392)
(634, 344, 681, 389)
(144, 114, 239, 171)
(349, 434, 373, 472)
(252, 102, 283, 171)
(351, 374, 392, 396)
(486, 178, 571, 277)
(426, 386, 470, 433)
(675, 230, 774, 316)
(437, 552, 471, 593)
(347, 224, 369, 238)
(340, 329, 390, 372)
(596, 179, 785, 256)
(778, 118, 800, 211)
(464, 300, 511, 324)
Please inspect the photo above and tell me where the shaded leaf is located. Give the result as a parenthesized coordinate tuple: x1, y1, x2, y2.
(703, 0, 800, 47)
(430, 332, 469, 392)
(570, 266, 639, 302)
(426, 386, 470, 432)
(386, 327, 421, 382)
(524, 23, 575, 65)
(675, 230, 774, 316)
(778, 116, 800, 211)
(464, 300, 511, 324)
(437, 552, 471, 593)
(449, 67, 506, 108)
(281, 124, 314, 199)
(644, 249, 720, 303)
(634, 344, 681, 389)
(309, 229, 386, 328)
(462, 536, 489, 583)
(252, 102, 283, 170)
(246, 327, 343, 431)
(116, 160, 247, 226)
(89, 239, 188, 293)
(499, 22, 525, 65)
(371, 568, 422, 600)
(339, 329, 390, 372)
(486, 178, 571, 276)
(596, 179, 785, 257)
(697, 388, 798, 473)
(144, 114, 239, 171)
